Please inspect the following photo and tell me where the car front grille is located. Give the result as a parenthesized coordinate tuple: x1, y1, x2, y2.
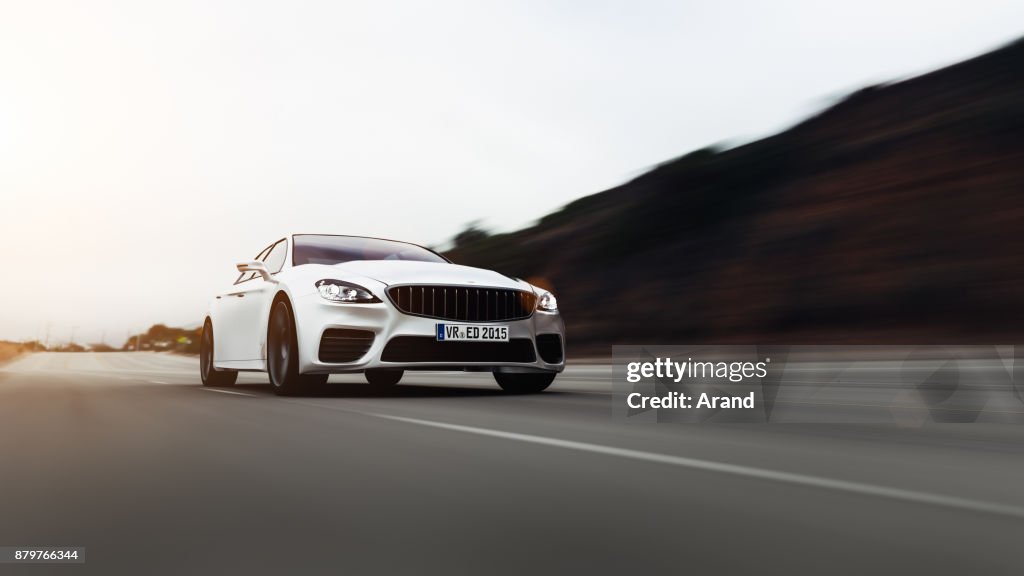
(381, 336, 537, 363)
(387, 285, 537, 322)
(318, 329, 375, 363)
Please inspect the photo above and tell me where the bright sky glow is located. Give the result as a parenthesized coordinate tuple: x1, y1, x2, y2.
(2, 0, 1022, 344)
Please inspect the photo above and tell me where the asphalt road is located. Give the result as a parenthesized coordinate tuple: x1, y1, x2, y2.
(1, 352, 1023, 575)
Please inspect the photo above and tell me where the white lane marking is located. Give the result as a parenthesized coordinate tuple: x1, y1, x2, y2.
(150, 380, 168, 385)
(775, 398, 1024, 415)
(367, 412, 1024, 521)
(200, 388, 256, 397)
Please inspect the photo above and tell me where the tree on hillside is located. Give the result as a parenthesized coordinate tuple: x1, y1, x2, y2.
(453, 221, 490, 249)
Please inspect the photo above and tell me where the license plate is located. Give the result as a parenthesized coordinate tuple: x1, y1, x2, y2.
(436, 323, 509, 342)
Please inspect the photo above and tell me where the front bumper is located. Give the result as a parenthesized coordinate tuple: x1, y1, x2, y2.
(292, 291, 566, 375)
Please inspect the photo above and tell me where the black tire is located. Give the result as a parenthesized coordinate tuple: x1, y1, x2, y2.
(200, 319, 238, 387)
(267, 299, 326, 396)
(493, 371, 556, 394)
(365, 369, 404, 388)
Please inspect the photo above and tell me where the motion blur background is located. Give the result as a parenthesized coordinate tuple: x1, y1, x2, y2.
(1, 0, 1022, 352)
(3, 5, 1024, 574)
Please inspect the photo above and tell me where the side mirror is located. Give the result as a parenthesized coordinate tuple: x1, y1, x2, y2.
(236, 260, 278, 283)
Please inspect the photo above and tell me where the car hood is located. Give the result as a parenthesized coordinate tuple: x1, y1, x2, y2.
(332, 260, 529, 291)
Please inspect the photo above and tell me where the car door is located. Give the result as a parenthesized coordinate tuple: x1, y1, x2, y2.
(216, 243, 274, 362)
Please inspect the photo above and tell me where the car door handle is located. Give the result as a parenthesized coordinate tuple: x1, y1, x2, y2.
(227, 292, 245, 297)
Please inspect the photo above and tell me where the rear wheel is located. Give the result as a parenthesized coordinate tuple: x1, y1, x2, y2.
(267, 300, 326, 396)
(365, 369, 404, 388)
(493, 371, 556, 394)
(200, 319, 237, 387)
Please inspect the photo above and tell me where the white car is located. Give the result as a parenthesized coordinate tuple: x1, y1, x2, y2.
(201, 234, 565, 395)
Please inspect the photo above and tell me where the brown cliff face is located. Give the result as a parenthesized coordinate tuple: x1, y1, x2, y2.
(447, 39, 1024, 348)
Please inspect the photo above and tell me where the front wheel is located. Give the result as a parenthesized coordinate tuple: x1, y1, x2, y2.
(493, 371, 556, 394)
(200, 319, 237, 387)
(267, 300, 326, 396)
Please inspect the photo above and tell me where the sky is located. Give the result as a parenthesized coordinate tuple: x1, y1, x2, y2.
(1, 0, 1022, 345)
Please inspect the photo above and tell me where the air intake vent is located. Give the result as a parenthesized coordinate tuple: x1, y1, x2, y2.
(387, 285, 537, 322)
(318, 329, 374, 363)
(381, 336, 536, 363)
(536, 334, 563, 364)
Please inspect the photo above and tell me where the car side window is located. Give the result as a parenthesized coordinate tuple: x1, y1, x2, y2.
(263, 239, 288, 275)
(235, 244, 273, 285)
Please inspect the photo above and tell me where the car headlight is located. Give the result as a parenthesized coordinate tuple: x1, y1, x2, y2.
(537, 291, 558, 312)
(315, 280, 381, 303)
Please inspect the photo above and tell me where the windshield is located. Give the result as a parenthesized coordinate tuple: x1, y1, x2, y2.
(292, 235, 449, 266)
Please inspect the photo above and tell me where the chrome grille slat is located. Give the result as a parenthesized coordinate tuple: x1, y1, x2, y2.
(387, 285, 536, 322)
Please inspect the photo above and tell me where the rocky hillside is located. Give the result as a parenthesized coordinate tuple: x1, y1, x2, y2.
(447, 39, 1024, 349)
